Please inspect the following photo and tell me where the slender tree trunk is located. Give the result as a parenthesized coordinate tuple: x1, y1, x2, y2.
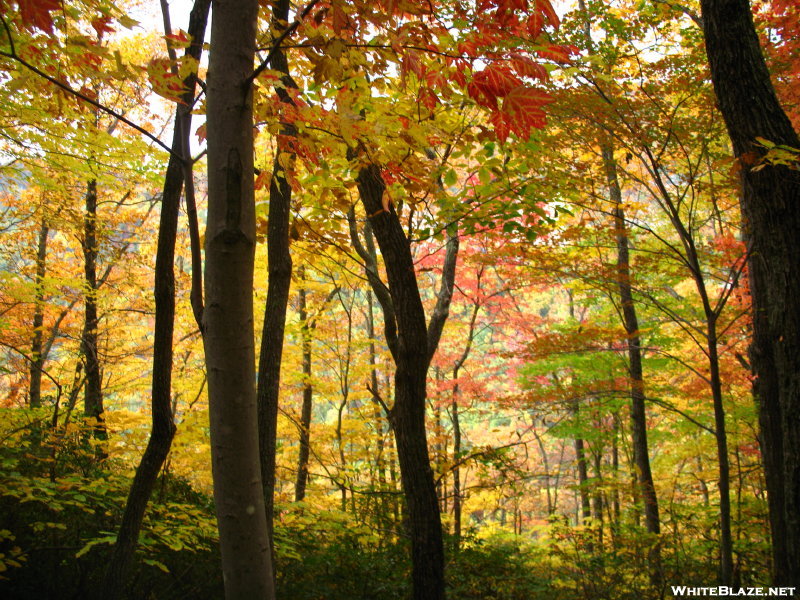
(81, 179, 104, 438)
(99, 4, 210, 596)
(575, 436, 591, 524)
(603, 144, 662, 539)
(357, 164, 446, 600)
(705, 316, 735, 585)
(700, 0, 800, 585)
(205, 0, 275, 597)
(611, 417, 621, 528)
(534, 427, 553, 515)
(29, 219, 49, 408)
(592, 445, 604, 546)
(336, 395, 348, 511)
(294, 281, 313, 502)
(451, 395, 462, 547)
(256, 0, 295, 551)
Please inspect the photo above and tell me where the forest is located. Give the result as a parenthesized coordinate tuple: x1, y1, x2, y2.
(0, 0, 798, 598)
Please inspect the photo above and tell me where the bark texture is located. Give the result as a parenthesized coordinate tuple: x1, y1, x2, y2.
(356, 164, 447, 600)
(81, 179, 104, 433)
(256, 0, 295, 554)
(29, 219, 48, 408)
(205, 0, 275, 597)
(294, 282, 313, 502)
(700, 0, 800, 584)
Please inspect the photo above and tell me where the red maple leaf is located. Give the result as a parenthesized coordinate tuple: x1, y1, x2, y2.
(467, 80, 498, 110)
(17, 0, 62, 33)
(472, 64, 523, 97)
(91, 16, 115, 39)
(536, 44, 579, 63)
(491, 86, 553, 140)
(535, 0, 560, 29)
(527, 12, 545, 39)
(511, 56, 549, 82)
(489, 111, 512, 143)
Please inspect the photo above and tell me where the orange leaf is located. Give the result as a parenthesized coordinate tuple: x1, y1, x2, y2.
(332, 0, 348, 35)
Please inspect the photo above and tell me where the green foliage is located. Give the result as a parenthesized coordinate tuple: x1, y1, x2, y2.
(0, 410, 222, 600)
(447, 532, 552, 600)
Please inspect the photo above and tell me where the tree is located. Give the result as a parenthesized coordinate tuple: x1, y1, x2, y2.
(353, 163, 457, 600)
(204, 0, 275, 597)
(100, 0, 211, 595)
(700, 0, 800, 586)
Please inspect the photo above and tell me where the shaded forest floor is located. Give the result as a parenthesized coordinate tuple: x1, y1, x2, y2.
(0, 416, 771, 600)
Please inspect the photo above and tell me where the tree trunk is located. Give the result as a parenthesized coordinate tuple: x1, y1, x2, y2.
(81, 179, 104, 438)
(29, 219, 48, 408)
(700, 0, 800, 585)
(707, 316, 734, 585)
(205, 0, 275, 597)
(98, 3, 210, 597)
(592, 445, 604, 545)
(603, 144, 662, 539)
(357, 164, 446, 600)
(575, 436, 591, 524)
(256, 0, 295, 553)
(451, 396, 462, 547)
(294, 281, 313, 502)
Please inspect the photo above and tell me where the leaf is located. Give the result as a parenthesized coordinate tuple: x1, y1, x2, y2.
(18, 0, 62, 33)
(503, 86, 553, 110)
(75, 535, 116, 558)
(489, 111, 512, 143)
(510, 56, 549, 82)
(332, 0, 349, 35)
(535, 0, 560, 29)
(497, 86, 553, 138)
(527, 12, 545, 39)
(472, 64, 523, 97)
(537, 44, 579, 63)
(467, 81, 498, 110)
(143, 558, 170, 573)
(90, 17, 115, 39)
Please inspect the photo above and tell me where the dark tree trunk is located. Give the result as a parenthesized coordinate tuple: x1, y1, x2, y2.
(700, 0, 800, 585)
(356, 164, 446, 600)
(575, 435, 591, 524)
(706, 318, 734, 585)
(603, 144, 664, 583)
(603, 144, 662, 539)
(592, 446, 604, 534)
(205, 0, 275, 596)
(451, 396, 462, 547)
(80, 179, 105, 444)
(294, 281, 313, 502)
(366, 290, 389, 524)
(29, 219, 48, 408)
(98, 3, 210, 596)
(256, 0, 295, 552)
(611, 417, 621, 527)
